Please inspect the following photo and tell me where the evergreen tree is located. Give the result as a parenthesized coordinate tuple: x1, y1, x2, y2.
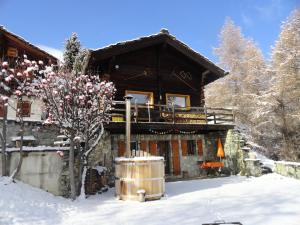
(63, 33, 81, 72)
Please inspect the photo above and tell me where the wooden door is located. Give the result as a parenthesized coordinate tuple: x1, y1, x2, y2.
(197, 140, 203, 157)
(171, 140, 181, 175)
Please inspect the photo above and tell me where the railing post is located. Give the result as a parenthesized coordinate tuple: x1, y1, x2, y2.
(172, 103, 175, 124)
(124, 95, 133, 157)
(204, 106, 208, 124)
(213, 113, 216, 124)
(134, 101, 138, 123)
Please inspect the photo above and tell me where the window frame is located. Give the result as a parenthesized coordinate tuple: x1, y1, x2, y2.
(125, 90, 154, 106)
(17, 100, 31, 117)
(187, 140, 197, 156)
(166, 93, 191, 110)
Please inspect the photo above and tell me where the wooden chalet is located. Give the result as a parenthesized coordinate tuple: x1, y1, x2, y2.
(86, 29, 234, 178)
(0, 25, 58, 66)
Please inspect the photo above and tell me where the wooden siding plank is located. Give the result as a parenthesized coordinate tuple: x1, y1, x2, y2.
(118, 140, 126, 157)
(197, 140, 203, 157)
(181, 140, 188, 156)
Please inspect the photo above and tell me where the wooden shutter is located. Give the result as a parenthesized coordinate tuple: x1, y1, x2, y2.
(181, 140, 188, 156)
(118, 140, 126, 157)
(0, 102, 4, 117)
(197, 140, 203, 157)
(171, 140, 181, 175)
(17, 101, 31, 117)
(149, 141, 157, 156)
(140, 140, 147, 152)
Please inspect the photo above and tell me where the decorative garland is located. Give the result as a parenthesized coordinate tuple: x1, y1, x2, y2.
(148, 128, 197, 135)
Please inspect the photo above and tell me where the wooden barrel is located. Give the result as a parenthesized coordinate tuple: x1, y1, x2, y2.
(115, 157, 165, 201)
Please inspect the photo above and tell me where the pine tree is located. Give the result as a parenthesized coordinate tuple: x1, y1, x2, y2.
(207, 18, 267, 142)
(63, 33, 81, 72)
(268, 9, 300, 161)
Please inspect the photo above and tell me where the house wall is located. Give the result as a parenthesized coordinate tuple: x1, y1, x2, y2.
(6, 96, 44, 122)
(109, 131, 233, 178)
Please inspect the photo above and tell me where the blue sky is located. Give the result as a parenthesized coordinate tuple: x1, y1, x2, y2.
(0, 0, 298, 62)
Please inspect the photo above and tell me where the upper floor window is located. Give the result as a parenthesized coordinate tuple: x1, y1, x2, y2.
(17, 101, 31, 117)
(126, 90, 154, 105)
(166, 93, 190, 108)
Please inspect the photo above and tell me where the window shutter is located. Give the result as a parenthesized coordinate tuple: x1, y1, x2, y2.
(17, 101, 31, 117)
(0, 102, 4, 117)
(171, 140, 181, 175)
(140, 140, 147, 152)
(181, 140, 188, 156)
(22, 101, 31, 117)
(117, 140, 126, 157)
(197, 140, 203, 157)
(149, 141, 157, 156)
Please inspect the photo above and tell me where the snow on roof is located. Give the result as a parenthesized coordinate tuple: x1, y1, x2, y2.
(275, 161, 300, 166)
(4, 146, 69, 152)
(0, 25, 58, 61)
(91, 30, 225, 76)
(115, 156, 164, 162)
(11, 136, 36, 141)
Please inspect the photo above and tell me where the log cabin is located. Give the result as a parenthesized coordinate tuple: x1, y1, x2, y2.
(86, 29, 234, 178)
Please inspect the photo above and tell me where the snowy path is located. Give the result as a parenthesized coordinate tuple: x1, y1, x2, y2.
(1, 174, 300, 225)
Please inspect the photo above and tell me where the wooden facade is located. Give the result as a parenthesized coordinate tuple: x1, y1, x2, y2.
(87, 30, 233, 178)
(87, 29, 225, 108)
(0, 26, 58, 65)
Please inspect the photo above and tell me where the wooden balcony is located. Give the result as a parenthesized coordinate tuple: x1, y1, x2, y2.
(105, 101, 234, 134)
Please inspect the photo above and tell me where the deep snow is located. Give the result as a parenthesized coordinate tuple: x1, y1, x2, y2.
(1, 174, 300, 225)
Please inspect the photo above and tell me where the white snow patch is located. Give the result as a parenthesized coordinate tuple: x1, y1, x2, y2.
(4, 146, 69, 152)
(93, 166, 107, 175)
(1, 174, 300, 225)
(275, 161, 300, 166)
(115, 156, 164, 162)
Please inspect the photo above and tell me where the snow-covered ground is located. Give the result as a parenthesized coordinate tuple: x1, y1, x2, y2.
(1, 174, 300, 225)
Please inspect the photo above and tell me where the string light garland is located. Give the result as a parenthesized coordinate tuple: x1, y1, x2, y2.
(148, 128, 198, 135)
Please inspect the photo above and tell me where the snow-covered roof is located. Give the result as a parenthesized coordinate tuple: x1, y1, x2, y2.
(11, 135, 36, 141)
(89, 29, 225, 79)
(3, 146, 69, 152)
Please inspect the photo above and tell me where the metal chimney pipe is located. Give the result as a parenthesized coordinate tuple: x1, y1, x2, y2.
(124, 95, 133, 157)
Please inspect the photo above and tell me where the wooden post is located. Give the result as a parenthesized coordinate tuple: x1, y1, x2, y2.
(124, 95, 133, 157)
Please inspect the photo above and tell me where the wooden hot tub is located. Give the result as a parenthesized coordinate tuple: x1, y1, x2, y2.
(115, 157, 165, 201)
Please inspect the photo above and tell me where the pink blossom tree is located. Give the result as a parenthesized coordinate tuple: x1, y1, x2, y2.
(37, 70, 115, 199)
(0, 56, 44, 178)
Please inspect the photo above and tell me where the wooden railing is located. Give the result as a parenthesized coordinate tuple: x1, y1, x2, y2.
(110, 101, 234, 125)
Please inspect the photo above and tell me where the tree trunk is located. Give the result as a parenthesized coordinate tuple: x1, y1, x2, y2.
(1, 104, 7, 176)
(69, 134, 76, 200)
(12, 121, 24, 180)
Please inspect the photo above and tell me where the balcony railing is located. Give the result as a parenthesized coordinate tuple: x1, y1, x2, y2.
(110, 101, 234, 125)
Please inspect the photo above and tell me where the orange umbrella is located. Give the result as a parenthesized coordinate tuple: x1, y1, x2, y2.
(216, 138, 225, 158)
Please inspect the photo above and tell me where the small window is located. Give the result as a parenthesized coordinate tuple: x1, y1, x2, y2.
(130, 141, 139, 156)
(17, 101, 31, 117)
(187, 140, 196, 155)
(126, 90, 154, 105)
(166, 93, 190, 109)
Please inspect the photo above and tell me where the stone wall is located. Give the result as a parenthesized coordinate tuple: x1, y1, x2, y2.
(0, 121, 59, 147)
(275, 161, 300, 179)
(0, 150, 67, 196)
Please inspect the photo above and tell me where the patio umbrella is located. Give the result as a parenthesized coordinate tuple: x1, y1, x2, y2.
(217, 138, 225, 160)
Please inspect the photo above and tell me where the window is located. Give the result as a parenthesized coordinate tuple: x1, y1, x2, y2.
(130, 141, 139, 156)
(126, 90, 154, 105)
(187, 140, 196, 155)
(17, 101, 31, 117)
(166, 93, 190, 109)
